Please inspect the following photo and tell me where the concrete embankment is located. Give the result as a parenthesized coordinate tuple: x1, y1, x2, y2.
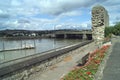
(0, 40, 94, 80)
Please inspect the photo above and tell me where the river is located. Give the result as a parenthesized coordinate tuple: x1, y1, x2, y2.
(0, 38, 82, 63)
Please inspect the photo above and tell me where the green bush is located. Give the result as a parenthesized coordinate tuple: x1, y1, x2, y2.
(105, 22, 120, 37)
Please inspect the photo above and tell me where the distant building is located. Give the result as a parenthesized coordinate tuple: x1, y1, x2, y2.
(31, 33, 36, 36)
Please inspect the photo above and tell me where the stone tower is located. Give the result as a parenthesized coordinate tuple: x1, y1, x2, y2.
(92, 5, 109, 47)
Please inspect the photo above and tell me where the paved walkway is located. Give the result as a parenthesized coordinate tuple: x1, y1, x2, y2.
(102, 36, 120, 80)
(28, 42, 97, 80)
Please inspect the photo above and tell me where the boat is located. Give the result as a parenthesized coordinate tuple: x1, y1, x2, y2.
(23, 45, 35, 49)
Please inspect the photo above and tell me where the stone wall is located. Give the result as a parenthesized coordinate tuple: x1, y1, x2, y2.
(92, 5, 109, 47)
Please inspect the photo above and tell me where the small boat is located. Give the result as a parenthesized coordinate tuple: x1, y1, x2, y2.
(23, 45, 35, 49)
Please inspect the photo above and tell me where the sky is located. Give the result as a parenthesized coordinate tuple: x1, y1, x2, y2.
(0, 0, 120, 30)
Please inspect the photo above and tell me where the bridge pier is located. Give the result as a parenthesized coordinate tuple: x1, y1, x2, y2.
(64, 34, 67, 38)
(83, 34, 87, 40)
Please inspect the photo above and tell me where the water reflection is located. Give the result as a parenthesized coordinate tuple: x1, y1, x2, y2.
(0, 38, 81, 63)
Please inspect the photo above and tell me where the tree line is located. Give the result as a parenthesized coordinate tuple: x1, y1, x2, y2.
(105, 22, 120, 37)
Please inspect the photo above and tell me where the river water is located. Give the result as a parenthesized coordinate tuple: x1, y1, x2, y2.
(0, 38, 82, 63)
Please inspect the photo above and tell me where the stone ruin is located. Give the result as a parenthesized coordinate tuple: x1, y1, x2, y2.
(92, 5, 109, 47)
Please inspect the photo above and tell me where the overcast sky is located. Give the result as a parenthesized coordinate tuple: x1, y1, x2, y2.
(0, 0, 120, 30)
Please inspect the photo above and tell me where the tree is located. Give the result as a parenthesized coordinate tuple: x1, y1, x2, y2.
(105, 26, 114, 37)
(105, 22, 120, 37)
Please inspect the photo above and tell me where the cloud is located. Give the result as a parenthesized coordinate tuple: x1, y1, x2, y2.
(0, 0, 11, 8)
(0, 13, 10, 19)
(0, 0, 119, 30)
(1, 17, 59, 30)
(39, 0, 107, 15)
(0, 0, 107, 19)
(0, 10, 10, 19)
(2, 0, 103, 17)
(102, 0, 120, 6)
(54, 20, 91, 30)
(11, 0, 22, 6)
(17, 19, 30, 23)
(60, 10, 82, 16)
(100, 0, 120, 25)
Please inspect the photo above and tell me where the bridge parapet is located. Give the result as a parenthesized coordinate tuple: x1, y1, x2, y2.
(53, 31, 92, 40)
(55, 30, 92, 35)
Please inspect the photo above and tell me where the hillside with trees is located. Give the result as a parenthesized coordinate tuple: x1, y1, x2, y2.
(105, 22, 120, 37)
